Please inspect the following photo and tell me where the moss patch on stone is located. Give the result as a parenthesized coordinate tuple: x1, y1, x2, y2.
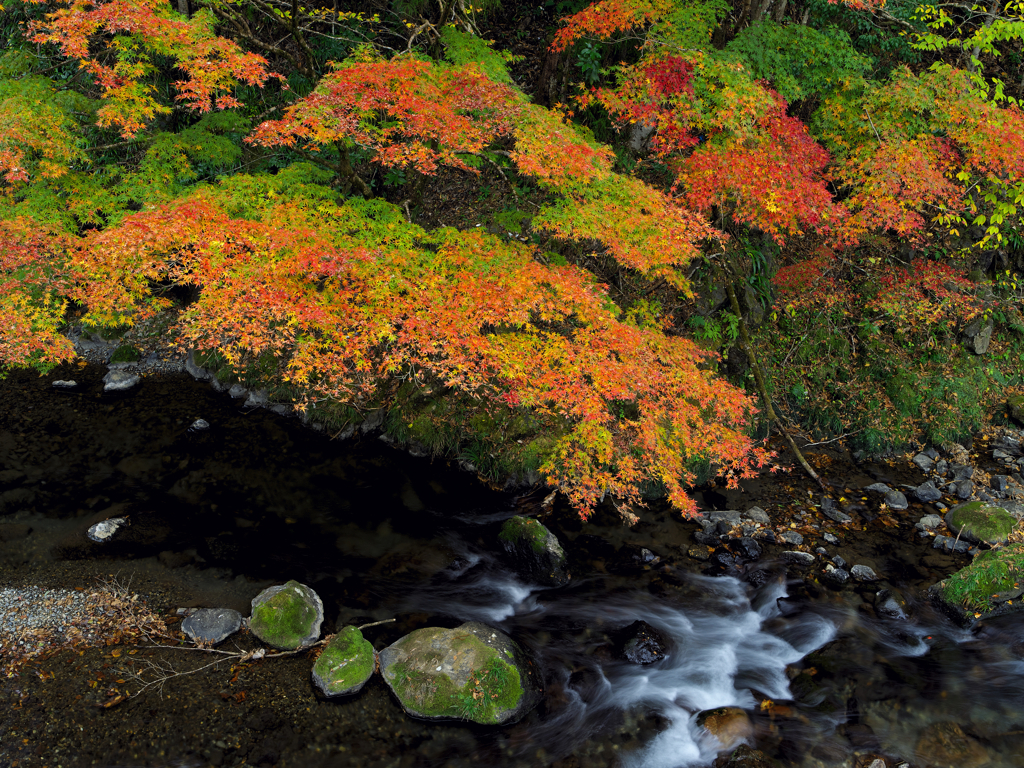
(110, 344, 141, 363)
(941, 543, 1024, 613)
(499, 516, 551, 554)
(947, 502, 1017, 544)
(387, 653, 523, 725)
(249, 580, 322, 650)
(312, 626, 375, 696)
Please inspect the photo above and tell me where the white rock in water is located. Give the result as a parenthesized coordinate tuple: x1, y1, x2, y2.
(87, 516, 128, 542)
(190, 419, 210, 431)
(102, 370, 140, 392)
(52, 380, 78, 388)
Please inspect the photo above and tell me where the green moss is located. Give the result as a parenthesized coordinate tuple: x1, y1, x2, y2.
(109, 344, 141, 364)
(312, 626, 375, 694)
(941, 543, 1024, 612)
(948, 503, 1017, 544)
(387, 654, 523, 724)
(250, 581, 320, 649)
(499, 516, 550, 554)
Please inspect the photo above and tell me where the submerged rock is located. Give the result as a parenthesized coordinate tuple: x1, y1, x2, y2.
(615, 620, 670, 665)
(51, 380, 78, 389)
(189, 419, 210, 432)
(864, 483, 892, 494)
(182, 608, 242, 645)
(86, 516, 129, 543)
(782, 551, 815, 566)
(312, 626, 376, 697)
(696, 706, 753, 751)
(712, 744, 776, 768)
(822, 565, 850, 588)
(945, 501, 1017, 545)
(498, 515, 569, 587)
(875, 589, 909, 620)
(249, 580, 323, 650)
(378, 621, 540, 725)
(915, 721, 990, 768)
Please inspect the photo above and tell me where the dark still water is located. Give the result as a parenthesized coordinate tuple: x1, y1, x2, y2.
(3, 365, 1024, 768)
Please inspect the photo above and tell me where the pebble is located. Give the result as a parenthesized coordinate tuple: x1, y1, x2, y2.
(0, 586, 108, 645)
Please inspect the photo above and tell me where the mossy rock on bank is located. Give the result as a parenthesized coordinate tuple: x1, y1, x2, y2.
(498, 515, 569, 587)
(311, 626, 376, 697)
(939, 543, 1024, 614)
(945, 502, 1018, 545)
(1009, 395, 1024, 426)
(378, 621, 541, 725)
(249, 580, 324, 650)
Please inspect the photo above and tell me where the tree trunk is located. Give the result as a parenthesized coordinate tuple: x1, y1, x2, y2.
(722, 271, 827, 491)
(177, 0, 189, 18)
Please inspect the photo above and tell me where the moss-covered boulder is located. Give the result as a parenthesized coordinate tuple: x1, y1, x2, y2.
(249, 580, 323, 650)
(378, 621, 541, 725)
(945, 501, 1018, 545)
(311, 626, 376, 697)
(1008, 395, 1024, 426)
(498, 515, 569, 587)
(939, 542, 1024, 614)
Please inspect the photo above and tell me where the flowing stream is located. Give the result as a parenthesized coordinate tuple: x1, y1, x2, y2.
(2, 365, 1024, 768)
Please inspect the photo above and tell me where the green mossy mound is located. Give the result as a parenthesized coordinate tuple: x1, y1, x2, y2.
(378, 621, 541, 725)
(498, 516, 569, 587)
(940, 543, 1024, 614)
(311, 626, 376, 697)
(945, 502, 1018, 545)
(110, 344, 141, 364)
(249, 580, 324, 650)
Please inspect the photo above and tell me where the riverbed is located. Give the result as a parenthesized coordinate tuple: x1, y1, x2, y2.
(2, 364, 1023, 768)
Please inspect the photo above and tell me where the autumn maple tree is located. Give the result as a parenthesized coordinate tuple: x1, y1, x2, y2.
(3, 0, 1023, 515)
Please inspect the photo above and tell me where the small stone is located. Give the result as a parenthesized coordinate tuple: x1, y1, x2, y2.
(992, 475, 1011, 493)
(102, 369, 140, 392)
(822, 565, 850, 588)
(618, 620, 670, 665)
(744, 506, 770, 524)
(955, 480, 974, 499)
(782, 551, 815, 566)
(823, 533, 840, 544)
(228, 383, 247, 399)
(924, 446, 940, 460)
(934, 459, 949, 476)
(182, 608, 242, 645)
(883, 490, 908, 510)
(915, 514, 943, 530)
(865, 483, 892, 494)
(994, 448, 1013, 460)
(694, 531, 719, 547)
(51, 380, 78, 388)
(913, 453, 935, 471)
(933, 535, 971, 553)
(914, 481, 943, 503)
(244, 389, 269, 408)
(832, 555, 847, 568)
(821, 496, 852, 523)
(87, 516, 128, 542)
(733, 537, 762, 561)
(189, 419, 210, 431)
(851, 564, 879, 582)
(780, 531, 804, 546)
(688, 544, 711, 561)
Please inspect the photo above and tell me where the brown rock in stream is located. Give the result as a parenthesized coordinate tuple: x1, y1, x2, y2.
(697, 706, 754, 751)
